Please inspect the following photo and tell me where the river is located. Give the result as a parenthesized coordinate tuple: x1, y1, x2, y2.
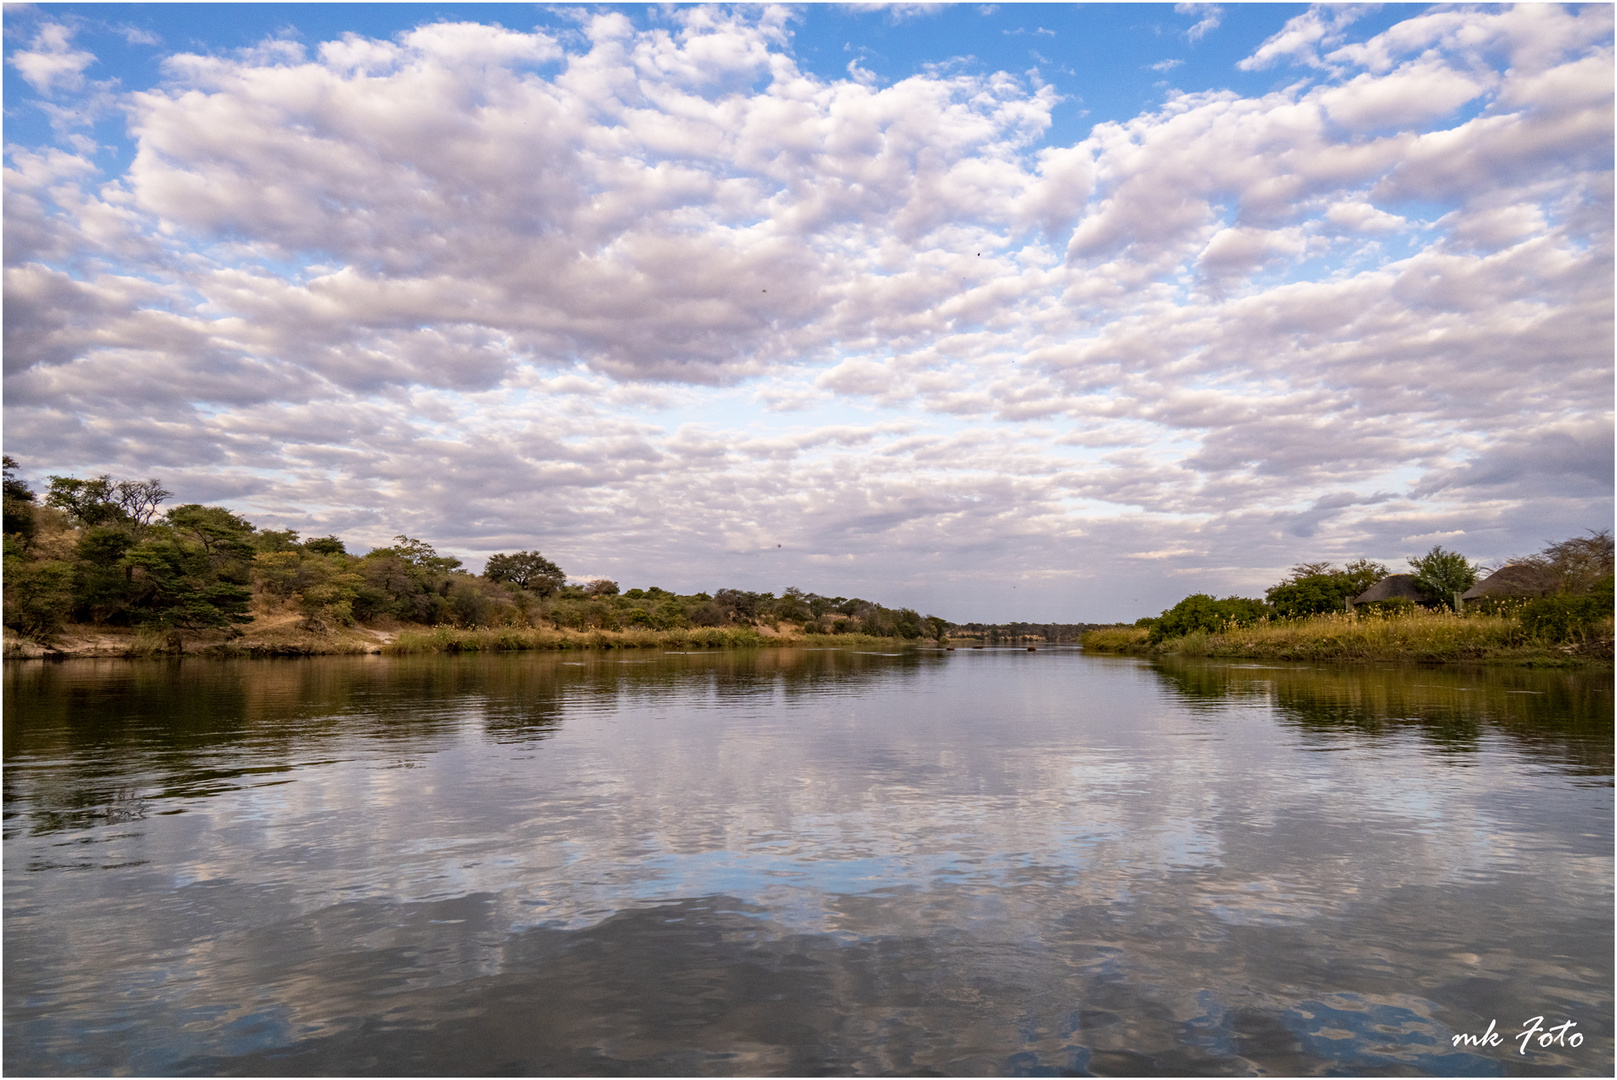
(4, 648, 1611, 1075)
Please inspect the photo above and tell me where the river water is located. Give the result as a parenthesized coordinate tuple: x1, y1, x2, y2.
(4, 648, 1611, 1076)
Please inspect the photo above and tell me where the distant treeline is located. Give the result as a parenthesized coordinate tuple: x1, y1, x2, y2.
(950, 622, 1112, 644)
(1, 460, 950, 644)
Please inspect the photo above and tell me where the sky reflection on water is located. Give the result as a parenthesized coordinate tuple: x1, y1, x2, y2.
(4, 650, 1611, 1075)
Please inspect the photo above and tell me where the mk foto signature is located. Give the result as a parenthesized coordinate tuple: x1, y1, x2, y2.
(1452, 1016, 1584, 1054)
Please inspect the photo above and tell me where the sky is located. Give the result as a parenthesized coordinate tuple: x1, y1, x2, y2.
(3, 2, 1612, 623)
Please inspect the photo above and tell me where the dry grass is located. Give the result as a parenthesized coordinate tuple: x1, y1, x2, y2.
(1082, 609, 1612, 665)
(1077, 626, 1150, 652)
(382, 625, 910, 654)
(3, 615, 923, 660)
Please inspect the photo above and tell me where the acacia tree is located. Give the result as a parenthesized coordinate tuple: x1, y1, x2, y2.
(1408, 545, 1477, 608)
(121, 503, 257, 633)
(484, 550, 566, 596)
(44, 474, 172, 527)
(1536, 530, 1613, 593)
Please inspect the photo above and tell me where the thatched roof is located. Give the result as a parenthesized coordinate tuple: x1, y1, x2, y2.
(1353, 574, 1427, 604)
(1461, 563, 1557, 600)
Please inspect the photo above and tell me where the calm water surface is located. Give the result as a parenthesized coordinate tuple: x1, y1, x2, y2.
(4, 648, 1612, 1075)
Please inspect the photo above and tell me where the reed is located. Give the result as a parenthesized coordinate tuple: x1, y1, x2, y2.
(1081, 609, 1612, 664)
(380, 625, 910, 654)
(1077, 625, 1150, 652)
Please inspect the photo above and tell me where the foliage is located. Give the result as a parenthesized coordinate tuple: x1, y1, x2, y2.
(3, 536, 72, 640)
(166, 504, 257, 561)
(484, 550, 566, 595)
(304, 535, 348, 556)
(1539, 530, 1614, 591)
(1266, 559, 1388, 618)
(254, 529, 301, 553)
(1517, 583, 1615, 644)
(1148, 594, 1269, 645)
(123, 531, 253, 631)
(45, 474, 171, 527)
(1079, 625, 1152, 652)
(1506, 529, 1615, 595)
(368, 535, 463, 574)
(3, 456, 38, 542)
(1408, 545, 1477, 608)
(584, 578, 620, 597)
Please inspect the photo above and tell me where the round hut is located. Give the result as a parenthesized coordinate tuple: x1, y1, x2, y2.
(1352, 573, 1428, 606)
(1460, 563, 1557, 602)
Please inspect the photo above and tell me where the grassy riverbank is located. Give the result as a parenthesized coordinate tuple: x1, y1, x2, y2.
(379, 625, 913, 654)
(1, 617, 919, 659)
(1081, 608, 1613, 666)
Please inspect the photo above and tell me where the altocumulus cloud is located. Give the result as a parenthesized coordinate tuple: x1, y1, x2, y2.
(3, 4, 1611, 620)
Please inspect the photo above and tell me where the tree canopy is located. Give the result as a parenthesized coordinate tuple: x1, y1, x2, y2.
(1266, 559, 1388, 618)
(484, 550, 565, 595)
(1408, 545, 1478, 607)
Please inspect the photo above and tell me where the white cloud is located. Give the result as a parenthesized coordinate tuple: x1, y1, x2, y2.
(1176, 3, 1222, 44)
(1318, 57, 1489, 132)
(3, 5, 1610, 620)
(9, 21, 96, 95)
(1238, 5, 1369, 72)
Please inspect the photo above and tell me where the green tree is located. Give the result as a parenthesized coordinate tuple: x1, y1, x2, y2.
(123, 530, 252, 632)
(1266, 559, 1389, 618)
(71, 526, 139, 623)
(293, 553, 365, 629)
(3, 456, 37, 542)
(2, 535, 72, 641)
(1149, 594, 1269, 644)
(165, 505, 256, 563)
(1408, 545, 1477, 609)
(369, 535, 463, 573)
(303, 535, 348, 556)
(253, 528, 302, 553)
(46, 475, 125, 527)
(45, 474, 171, 528)
(484, 550, 566, 595)
(892, 607, 925, 639)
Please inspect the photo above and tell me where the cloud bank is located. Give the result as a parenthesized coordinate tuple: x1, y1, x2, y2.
(4, 4, 1611, 619)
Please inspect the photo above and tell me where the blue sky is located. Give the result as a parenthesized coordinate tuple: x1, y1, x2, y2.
(4, 3, 1612, 621)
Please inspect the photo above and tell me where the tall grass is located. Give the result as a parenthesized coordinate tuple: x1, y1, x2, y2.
(381, 625, 910, 654)
(1081, 608, 1612, 664)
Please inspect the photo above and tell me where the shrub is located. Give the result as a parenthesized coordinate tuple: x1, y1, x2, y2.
(3, 554, 73, 640)
(1266, 559, 1387, 618)
(1518, 589, 1615, 643)
(1148, 594, 1269, 645)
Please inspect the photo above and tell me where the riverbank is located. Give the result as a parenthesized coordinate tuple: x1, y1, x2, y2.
(1, 615, 924, 659)
(1080, 609, 1613, 667)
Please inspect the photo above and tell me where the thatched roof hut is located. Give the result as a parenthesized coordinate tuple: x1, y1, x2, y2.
(1461, 563, 1557, 601)
(1353, 574, 1428, 605)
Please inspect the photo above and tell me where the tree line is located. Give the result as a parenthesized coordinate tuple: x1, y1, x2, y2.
(1135, 538, 1614, 646)
(2, 460, 949, 644)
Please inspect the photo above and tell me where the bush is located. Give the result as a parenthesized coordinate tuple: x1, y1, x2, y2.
(1518, 588, 1614, 643)
(3, 554, 73, 640)
(1148, 594, 1269, 645)
(1266, 559, 1387, 618)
